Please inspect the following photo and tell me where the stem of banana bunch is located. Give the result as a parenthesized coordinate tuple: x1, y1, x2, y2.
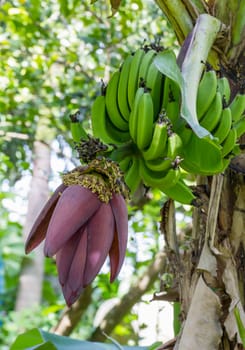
(154, 0, 206, 43)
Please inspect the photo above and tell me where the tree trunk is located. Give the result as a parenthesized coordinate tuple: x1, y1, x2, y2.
(160, 173, 245, 349)
(15, 139, 51, 310)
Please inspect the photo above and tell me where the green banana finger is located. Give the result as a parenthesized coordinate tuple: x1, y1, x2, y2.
(145, 157, 173, 172)
(124, 156, 141, 194)
(146, 60, 164, 120)
(162, 178, 196, 204)
(139, 158, 180, 191)
(233, 116, 245, 138)
(166, 132, 183, 159)
(180, 133, 224, 175)
(229, 93, 245, 122)
(118, 54, 133, 121)
(136, 90, 154, 150)
(110, 142, 135, 162)
(105, 71, 129, 131)
(129, 87, 144, 143)
(118, 155, 132, 173)
(217, 76, 231, 106)
(199, 91, 223, 132)
(162, 77, 181, 127)
(213, 107, 232, 144)
(177, 123, 193, 145)
(221, 127, 237, 157)
(138, 49, 156, 85)
(196, 70, 218, 119)
(142, 120, 168, 160)
(128, 48, 145, 109)
(70, 120, 88, 142)
(92, 95, 130, 144)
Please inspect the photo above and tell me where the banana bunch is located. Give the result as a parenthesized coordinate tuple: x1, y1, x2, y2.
(90, 45, 245, 205)
(171, 70, 245, 175)
(91, 45, 165, 146)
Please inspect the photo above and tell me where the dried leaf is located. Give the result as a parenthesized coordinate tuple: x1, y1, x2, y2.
(177, 276, 222, 350)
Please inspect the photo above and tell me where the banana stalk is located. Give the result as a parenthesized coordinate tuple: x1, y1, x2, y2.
(154, 0, 194, 43)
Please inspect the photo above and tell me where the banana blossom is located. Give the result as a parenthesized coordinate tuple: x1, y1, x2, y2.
(25, 160, 128, 306)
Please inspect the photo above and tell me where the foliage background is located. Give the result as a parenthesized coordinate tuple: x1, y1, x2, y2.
(0, 0, 187, 348)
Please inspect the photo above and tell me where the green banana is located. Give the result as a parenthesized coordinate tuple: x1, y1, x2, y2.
(110, 142, 135, 163)
(166, 132, 183, 159)
(145, 157, 173, 172)
(162, 178, 196, 204)
(127, 48, 145, 109)
(217, 76, 231, 106)
(199, 91, 223, 132)
(124, 156, 141, 194)
(139, 158, 181, 191)
(129, 87, 145, 143)
(136, 90, 154, 150)
(105, 71, 129, 131)
(196, 70, 218, 119)
(117, 54, 133, 121)
(162, 77, 181, 127)
(146, 59, 164, 120)
(177, 122, 193, 145)
(221, 127, 237, 157)
(229, 94, 245, 122)
(138, 49, 156, 86)
(70, 120, 88, 142)
(233, 116, 245, 138)
(142, 120, 168, 160)
(213, 107, 232, 144)
(91, 95, 130, 144)
(180, 133, 224, 175)
(118, 155, 132, 173)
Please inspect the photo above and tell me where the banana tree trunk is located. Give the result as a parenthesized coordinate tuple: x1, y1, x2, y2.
(154, 1, 245, 349)
(15, 138, 51, 311)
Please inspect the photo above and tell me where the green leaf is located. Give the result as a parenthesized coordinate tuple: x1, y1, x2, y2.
(27, 341, 57, 350)
(10, 328, 44, 350)
(154, 50, 183, 88)
(11, 329, 150, 350)
(234, 307, 245, 347)
(41, 329, 149, 349)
